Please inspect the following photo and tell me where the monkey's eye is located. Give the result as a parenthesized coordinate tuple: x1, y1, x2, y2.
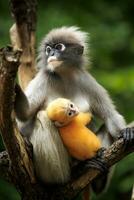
(70, 103, 74, 108)
(55, 43, 66, 51)
(68, 112, 72, 117)
(46, 46, 52, 55)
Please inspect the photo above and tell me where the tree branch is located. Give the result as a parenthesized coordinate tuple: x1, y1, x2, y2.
(0, 116, 133, 200)
(54, 136, 134, 200)
(10, 0, 37, 90)
(0, 46, 37, 196)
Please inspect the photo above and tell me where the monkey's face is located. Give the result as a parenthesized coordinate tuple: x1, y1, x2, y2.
(38, 27, 89, 73)
(54, 102, 79, 127)
(47, 98, 79, 127)
(44, 42, 84, 73)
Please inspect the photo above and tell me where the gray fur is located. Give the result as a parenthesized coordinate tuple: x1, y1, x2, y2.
(30, 111, 71, 183)
(15, 26, 126, 185)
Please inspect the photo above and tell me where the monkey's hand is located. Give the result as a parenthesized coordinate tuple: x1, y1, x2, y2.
(118, 127, 134, 150)
(14, 84, 30, 121)
(71, 147, 108, 179)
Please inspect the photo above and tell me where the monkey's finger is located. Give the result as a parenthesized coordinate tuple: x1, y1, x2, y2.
(86, 157, 108, 173)
(118, 127, 134, 150)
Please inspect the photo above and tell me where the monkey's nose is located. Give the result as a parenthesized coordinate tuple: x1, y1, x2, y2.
(70, 107, 79, 115)
(49, 49, 55, 56)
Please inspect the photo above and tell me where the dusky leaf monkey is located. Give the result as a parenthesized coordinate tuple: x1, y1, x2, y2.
(14, 27, 133, 196)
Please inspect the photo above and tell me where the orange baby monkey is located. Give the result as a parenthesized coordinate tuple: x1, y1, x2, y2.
(46, 98, 101, 161)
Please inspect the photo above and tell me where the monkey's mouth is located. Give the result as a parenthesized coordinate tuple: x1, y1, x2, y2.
(47, 56, 58, 63)
(47, 57, 63, 72)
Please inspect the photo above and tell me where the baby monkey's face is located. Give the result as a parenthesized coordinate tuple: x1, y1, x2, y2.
(55, 101, 79, 127)
(47, 98, 79, 127)
(64, 101, 79, 119)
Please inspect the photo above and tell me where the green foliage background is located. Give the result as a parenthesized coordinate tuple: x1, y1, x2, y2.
(0, 0, 134, 199)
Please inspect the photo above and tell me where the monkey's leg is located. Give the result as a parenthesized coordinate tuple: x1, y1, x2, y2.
(71, 147, 109, 198)
(118, 127, 134, 150)
(71, 150, 109, 198)
(71, 147, 108, 179)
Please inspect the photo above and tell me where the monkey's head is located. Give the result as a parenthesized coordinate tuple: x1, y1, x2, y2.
(37, 26, 89, 73)
(46, 98, 79, 127)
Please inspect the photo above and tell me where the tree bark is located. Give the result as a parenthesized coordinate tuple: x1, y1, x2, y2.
(0, 46, 45, 200)
(10, 0, 37, 90)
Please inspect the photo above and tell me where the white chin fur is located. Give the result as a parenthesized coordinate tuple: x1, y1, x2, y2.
(47, 59, 63, 72)
(47, 56, 57, 63)
(47, 63, 55, 72)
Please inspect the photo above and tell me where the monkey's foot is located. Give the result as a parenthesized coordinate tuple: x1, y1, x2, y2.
(89, 148, 109, 194)
(118, 127, 134, 150)
(71, 147, 108, 179)
(84, 147, 108, 173)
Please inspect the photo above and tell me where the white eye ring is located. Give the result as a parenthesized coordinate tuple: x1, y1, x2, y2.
(55, 43, 66, 51)
(46, 46, 52, 56)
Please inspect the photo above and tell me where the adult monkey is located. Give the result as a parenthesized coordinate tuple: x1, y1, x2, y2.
(15, 27, 132, 194)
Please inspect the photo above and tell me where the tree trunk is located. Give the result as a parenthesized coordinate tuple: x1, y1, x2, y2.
(10, 0, 37, 90)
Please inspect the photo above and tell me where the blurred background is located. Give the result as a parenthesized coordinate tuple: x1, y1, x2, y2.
(0, 0, 134, 199)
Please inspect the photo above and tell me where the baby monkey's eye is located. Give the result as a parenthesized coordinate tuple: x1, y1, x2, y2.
(46, 46, 52, 55)
(68, 112, 72, 116)
(55, 43, 66, 51)
(70, 103, 74, 108)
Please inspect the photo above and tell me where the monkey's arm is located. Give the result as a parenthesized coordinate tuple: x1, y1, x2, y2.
(76, 112, 92, 125)
(82, 72, 126, 138)
(15, 70, 46, 121)
(15, 84, 30, 121)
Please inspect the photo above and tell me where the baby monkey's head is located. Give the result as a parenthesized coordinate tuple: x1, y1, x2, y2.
(47, 98, 79, 127)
